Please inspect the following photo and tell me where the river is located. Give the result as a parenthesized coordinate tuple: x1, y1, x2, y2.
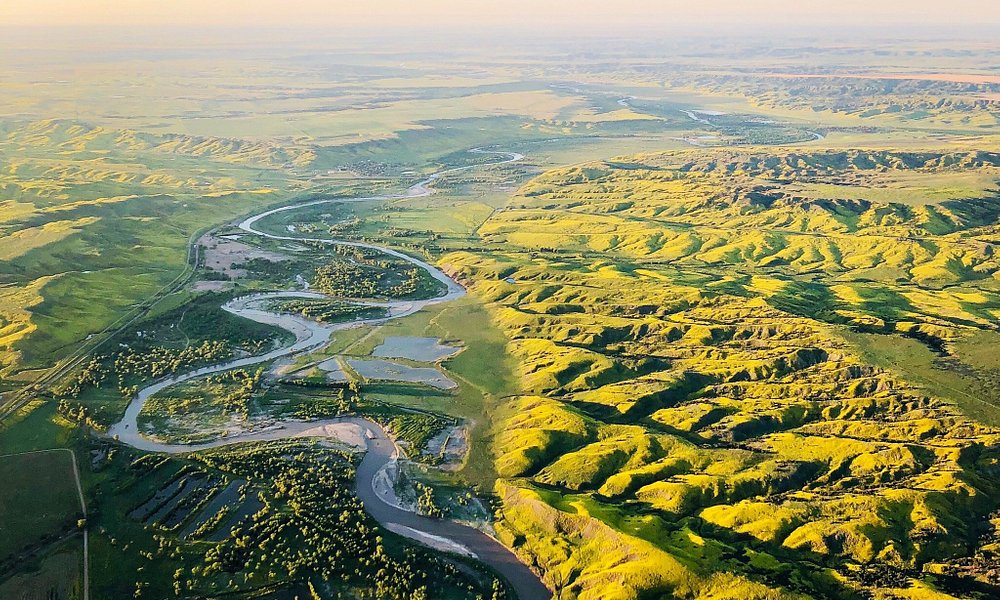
(106, 149, 551, 599)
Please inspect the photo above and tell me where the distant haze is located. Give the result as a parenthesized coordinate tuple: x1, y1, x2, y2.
(2, 0, 998, 33)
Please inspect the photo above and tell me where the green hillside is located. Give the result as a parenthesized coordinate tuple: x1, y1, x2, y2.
(443, 148, 1000, 599)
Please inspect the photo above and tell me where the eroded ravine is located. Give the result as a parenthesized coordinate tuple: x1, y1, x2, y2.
(107, 150, 552, 599)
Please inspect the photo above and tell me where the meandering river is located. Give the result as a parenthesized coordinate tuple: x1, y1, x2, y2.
(107, 149, 552, 599)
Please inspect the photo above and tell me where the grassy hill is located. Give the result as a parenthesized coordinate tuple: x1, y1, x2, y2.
(443, 148, 1000, 599)
(0, 119, 305, 381)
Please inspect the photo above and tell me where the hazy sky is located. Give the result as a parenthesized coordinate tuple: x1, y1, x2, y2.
(2, 0, 998, 31)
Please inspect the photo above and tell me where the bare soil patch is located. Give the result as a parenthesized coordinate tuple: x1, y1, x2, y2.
(198, 232, 289, 278)
(373, 336, 461, 362)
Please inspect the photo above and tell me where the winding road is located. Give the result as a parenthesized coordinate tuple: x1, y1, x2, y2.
(107, 149, 552, 599)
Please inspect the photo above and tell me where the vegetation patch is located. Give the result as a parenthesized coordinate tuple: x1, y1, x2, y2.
(312, 246, 446, 300)
(267, 297, 388, 324)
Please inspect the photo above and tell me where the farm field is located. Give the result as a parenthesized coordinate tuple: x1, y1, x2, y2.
(0, 450, 83, 572)
(1, 15, 1000, 600)
(0, 544, 82, 600)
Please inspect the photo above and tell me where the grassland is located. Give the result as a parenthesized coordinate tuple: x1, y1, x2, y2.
(0, 450, 83, 563)
(784, 171, 1000, 206)
(841, 329, 1000, 426)
(438, 147, 1000, 599)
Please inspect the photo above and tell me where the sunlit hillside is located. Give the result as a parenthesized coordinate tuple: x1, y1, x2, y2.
(432, 145, 1000, 597)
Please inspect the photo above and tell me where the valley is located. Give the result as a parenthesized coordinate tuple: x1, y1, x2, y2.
(1, 21, 999, 600)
